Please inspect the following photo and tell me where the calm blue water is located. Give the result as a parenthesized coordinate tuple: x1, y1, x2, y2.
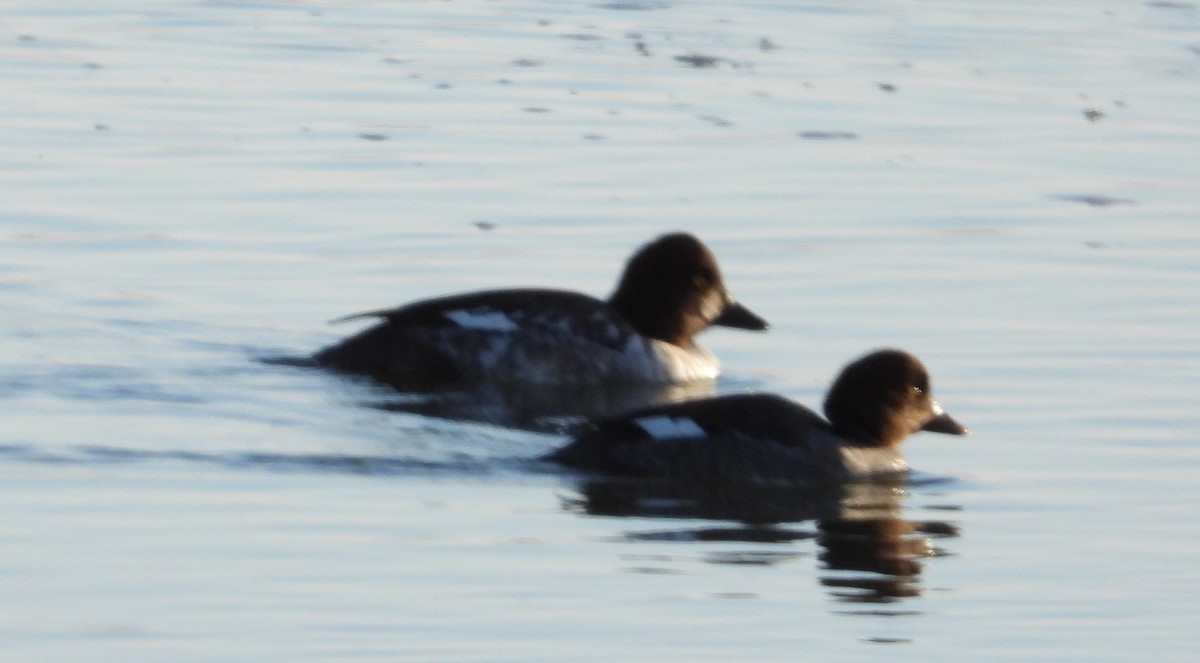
(3, 1, 1199, 660)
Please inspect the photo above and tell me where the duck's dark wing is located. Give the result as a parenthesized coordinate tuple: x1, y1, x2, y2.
(546, 393, 835, 479)
(327, 288, 635, 348)
(313, 289, 638, 385)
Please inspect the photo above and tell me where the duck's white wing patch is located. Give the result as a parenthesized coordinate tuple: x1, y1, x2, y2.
(443, 309, 520, 332)
(633, 415, 706, 440)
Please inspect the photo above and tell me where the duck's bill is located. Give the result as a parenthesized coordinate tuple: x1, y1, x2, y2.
(712, 300, 769, 331)
(921, 407, 969, 436)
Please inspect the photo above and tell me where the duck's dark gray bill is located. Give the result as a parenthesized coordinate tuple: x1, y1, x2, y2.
(921, 411, 969, 436)
(712, 301, 769, 331)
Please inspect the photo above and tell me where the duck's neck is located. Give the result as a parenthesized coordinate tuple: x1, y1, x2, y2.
(832, 421, 903, 449)
(838, 445, 908, 477)
(608, 290, 688, 346)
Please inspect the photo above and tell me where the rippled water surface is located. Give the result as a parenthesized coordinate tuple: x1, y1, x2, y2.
(3, 1, 1199, 660)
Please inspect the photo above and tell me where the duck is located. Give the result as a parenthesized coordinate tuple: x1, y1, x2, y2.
(312, 232, 768, 388)
(544, 349, 968, 484)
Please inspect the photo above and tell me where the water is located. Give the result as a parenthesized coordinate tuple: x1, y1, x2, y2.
(3, 0, 1199, 660)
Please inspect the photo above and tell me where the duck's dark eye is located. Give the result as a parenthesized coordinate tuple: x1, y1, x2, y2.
(909, 385, 924, 396)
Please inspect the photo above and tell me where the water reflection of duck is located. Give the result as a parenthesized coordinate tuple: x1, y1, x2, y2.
(311, 233, 767, 389)
(818, 515, 957, 605)
(545, 349, 968, 484)
(561, 477, 959, 604)
(815, 482, 960, 606)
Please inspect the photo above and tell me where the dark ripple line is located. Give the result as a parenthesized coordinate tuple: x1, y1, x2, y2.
(0, 443, 512, 477)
